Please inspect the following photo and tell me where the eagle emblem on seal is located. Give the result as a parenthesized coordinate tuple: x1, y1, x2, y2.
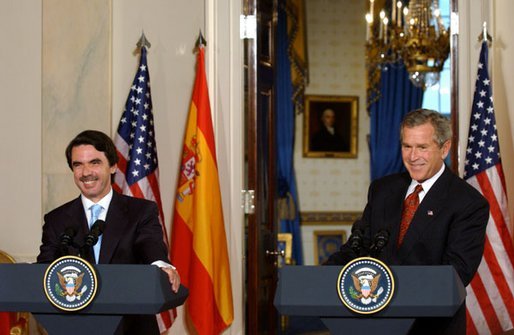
(56, 269, 87, 302)
(350, 267, 384, 305)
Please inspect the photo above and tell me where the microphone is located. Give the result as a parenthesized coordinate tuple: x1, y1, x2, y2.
(59, 227, 76, 256)
(348, 228, 364, 255)
(324, 226, 366, 265)
(370, 230, 390, 257)
(84, 220, 105, 247)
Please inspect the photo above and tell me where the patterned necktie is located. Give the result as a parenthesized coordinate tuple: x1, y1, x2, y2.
(89, 204, 103, 263)
(397, 184, 423, 247)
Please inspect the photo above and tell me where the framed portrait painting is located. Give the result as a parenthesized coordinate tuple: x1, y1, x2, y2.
(303, 95, 358, 158)
(313, 230, 347, 265)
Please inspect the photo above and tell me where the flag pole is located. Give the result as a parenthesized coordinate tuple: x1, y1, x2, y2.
(477, 21, 492, 44)
(113, 29, 176, 331)
(170, 28, 234, 333)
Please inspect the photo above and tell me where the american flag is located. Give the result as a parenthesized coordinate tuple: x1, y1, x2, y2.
(464, 41, 514, 335)
(113, 46, 175, 332)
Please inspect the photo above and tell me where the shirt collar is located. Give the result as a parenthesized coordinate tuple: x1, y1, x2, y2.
(81, 188, 113, 213)
(407, 163, 445, 200)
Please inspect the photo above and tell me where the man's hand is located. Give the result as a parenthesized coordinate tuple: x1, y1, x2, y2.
(161, 266, 180, 293)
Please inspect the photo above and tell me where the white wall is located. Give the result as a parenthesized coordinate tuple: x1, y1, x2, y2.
(458, 0, 514, 228)
(491, 0, 514, 228)
(0, 0, 42, 261)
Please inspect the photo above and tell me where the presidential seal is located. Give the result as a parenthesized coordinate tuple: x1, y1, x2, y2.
(337, 257, 395, 314)
(43, 256, 98, 311)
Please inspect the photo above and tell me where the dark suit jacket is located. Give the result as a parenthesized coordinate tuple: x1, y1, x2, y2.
(326, 167, 489, 334)
(37, 191, 169, 334)
(311, 126, 349, 152)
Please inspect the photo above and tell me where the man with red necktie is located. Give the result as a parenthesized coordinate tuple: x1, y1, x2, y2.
(325, 109, 489, 334)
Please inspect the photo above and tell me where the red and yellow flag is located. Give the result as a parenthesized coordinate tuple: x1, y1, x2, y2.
(170, 46, 233, 335)
(0, 312, 11, 335)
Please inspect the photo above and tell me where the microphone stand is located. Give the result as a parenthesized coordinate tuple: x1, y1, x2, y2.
(79, 220, 105, 263)
(59, 227, 77, 257)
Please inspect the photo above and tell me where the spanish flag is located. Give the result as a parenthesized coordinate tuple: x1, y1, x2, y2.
(170, 45, 234, 334)
(0, 312, 10, 335)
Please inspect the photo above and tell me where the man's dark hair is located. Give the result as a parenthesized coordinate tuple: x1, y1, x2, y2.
(65, 130, 119, 170)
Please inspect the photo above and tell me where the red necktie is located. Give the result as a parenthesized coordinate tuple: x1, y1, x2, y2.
(397, 184, 423, 247)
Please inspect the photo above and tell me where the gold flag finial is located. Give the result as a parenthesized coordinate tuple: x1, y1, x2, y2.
(137, 31, 151, 49)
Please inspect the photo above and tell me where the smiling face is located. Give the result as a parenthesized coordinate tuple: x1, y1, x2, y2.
(71, 144, 117, 203)
(401, 123, 451, 183)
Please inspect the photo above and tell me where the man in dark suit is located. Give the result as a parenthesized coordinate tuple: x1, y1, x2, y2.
(325, 109, 489, 334)
(37, 130, 180, 334)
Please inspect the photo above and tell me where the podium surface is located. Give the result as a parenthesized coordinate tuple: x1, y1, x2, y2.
(0, 263, 188, 334)
(274, 265, 465, 334)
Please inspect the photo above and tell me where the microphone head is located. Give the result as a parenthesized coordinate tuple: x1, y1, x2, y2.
(348, 228, 364, 254)
(85, 220, 105, 247)
(370, 229, 390, 257)
(351, 227, 363, 235)
(376, 230, 389, 243)
(60, 226, 77, 256)
(90, 220, 105, 235)
(64, 227, 76, 237)
(60, 227, 76, 245)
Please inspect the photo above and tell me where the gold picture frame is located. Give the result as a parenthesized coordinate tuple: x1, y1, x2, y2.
(301, 212, 360, 265)
(303, 95, 358, 158)
(277, 233, 293, 266)
(300, 211, 362, 226)
(313, 230, 347, 265)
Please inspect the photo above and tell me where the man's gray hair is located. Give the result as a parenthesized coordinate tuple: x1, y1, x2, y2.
(400, 109, 452, 147)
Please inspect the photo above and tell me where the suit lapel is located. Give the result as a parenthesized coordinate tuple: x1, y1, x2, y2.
(397, 167, 452, 257)
(64, 196, 89, 231)
(98, 192, 126, 264)
(63, 197, 91, 260)
(386, 176, 410, 241)
(383, 174, 410, 263)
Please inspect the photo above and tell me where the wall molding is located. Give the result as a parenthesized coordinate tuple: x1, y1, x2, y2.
(300, 211, 362, 225)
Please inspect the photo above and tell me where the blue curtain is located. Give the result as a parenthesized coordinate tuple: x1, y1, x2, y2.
(275, 2, 303, 265)
(369, 64, 423, 181)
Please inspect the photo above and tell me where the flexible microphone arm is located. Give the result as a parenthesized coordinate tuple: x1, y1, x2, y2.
(348, 228, 364, 255)
(59, 227, 76, 256)
(79, 220, 105, 261)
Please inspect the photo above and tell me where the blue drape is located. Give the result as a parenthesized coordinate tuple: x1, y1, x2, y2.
(369, 63, 423, 180)
(276, 2, 303, 265)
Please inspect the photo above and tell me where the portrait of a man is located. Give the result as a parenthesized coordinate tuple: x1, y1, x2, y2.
(304, 95, 358, 158)
(311, 108, 349, 152)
